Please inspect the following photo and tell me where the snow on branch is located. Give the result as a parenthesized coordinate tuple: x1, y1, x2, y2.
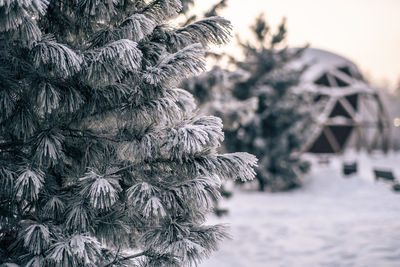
(120, 13, 156, 42)
(79, 87, 196, 137)
(193, 153, 258, 182)
(127, 182, 159, 206)
(90, 14, 156, 47)
(0, 0, 49, 31)
(31, 38, 83, 78)
(14, 167, 44, 202)
(76, 0, 116, 20)
(188, 224, 229, 259)
(65, 202, 93, 233)
(85, 39, 142, 86)
(167, 238, 206, 264)
(168, 176, 221, 212)
(143, 196, 167, 218)
(122, 95, 188, 131)
(142, 0, 182, 24)
(140, 222, 229, 266)
(175, 17, 232, 48)
(118, 116, 224, 163)
(35, 81, 60, 116)
(140, 222, 190, 255)
(165, 116, 224, 159)
(18, 222, 50, 255)
(79, 168, 122, 211)
(122, 87, 195, 119)
(16, 16, 42, 48)
(80, 93, 186, 136)
(127, 182, 167, 219)
(47, 234, 101, 266)
(143, 43, 205, 87)
(117, 152, 257, 184)
(173, 88, 197, 114)
(32, 129, 64, 166)
(42, 196, 66, 220)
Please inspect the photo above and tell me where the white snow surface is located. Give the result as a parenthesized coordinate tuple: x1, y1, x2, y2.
(201, 152, 400, 267)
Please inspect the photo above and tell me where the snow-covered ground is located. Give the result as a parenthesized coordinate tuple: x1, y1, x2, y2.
(201, 152, 400, 267)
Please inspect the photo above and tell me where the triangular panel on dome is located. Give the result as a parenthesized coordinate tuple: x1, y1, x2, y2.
(345, 94, 358, 111)
(329, 101, 352, 118)
(333, 76, 349, 87)
(327, 125, 354, 150)
(313, 94, 329, 103)
(337, 66, 353, 78)
(314, 73, 331, 87)
(308, 131, 335, 153)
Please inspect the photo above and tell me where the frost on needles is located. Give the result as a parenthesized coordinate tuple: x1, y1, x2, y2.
(0, 1, 257, 266)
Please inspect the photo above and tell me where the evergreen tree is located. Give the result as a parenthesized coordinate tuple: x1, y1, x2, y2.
(224, 15, 312, 191)
(0, 1, 257, 266)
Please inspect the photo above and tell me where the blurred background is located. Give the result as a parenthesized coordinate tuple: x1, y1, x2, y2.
(180, 1, 400, 266)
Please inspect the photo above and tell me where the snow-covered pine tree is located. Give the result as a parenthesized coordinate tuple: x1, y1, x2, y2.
(225, 15, 312, 191)
(0, 1, 257, 266)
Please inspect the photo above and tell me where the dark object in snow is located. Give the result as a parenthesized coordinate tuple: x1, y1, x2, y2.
(343, 162, 357, 176)
(221, 188, 233, 199)
(214, 208, 229, 217)
(392, 183, 400, 192)
(374, 169, 396, 182)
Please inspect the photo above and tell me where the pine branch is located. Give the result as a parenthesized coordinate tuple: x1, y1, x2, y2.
(140, 0, 182, 23)
(143, 43, 205, 86)
(175, 16, 232, 47)
(31, 38, 83, 78)
(84, 39, 142, 86)
(90, 14, 156, 47)
(153, 17, 231, 52)
(0, 0, 49, 31)
(102, 250, 147, 267)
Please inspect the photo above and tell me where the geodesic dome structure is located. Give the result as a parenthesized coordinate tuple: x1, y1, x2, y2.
(292, 48, 391, 154)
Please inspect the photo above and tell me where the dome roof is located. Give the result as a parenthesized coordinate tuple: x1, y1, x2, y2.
(290, 47, 372, 95)
(300, 48, 357, 70)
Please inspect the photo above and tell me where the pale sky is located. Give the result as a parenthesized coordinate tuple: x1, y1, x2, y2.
(194, 0, 400, 90)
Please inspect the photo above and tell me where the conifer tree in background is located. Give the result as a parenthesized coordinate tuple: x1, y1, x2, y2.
(182, 66, 257, 132)
(224, 15, 312, 191)
(0, 1, 257, 266)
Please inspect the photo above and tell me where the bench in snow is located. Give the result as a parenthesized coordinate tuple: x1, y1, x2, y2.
(374, 169, 395, 182)
(343, 162, 357, 176)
